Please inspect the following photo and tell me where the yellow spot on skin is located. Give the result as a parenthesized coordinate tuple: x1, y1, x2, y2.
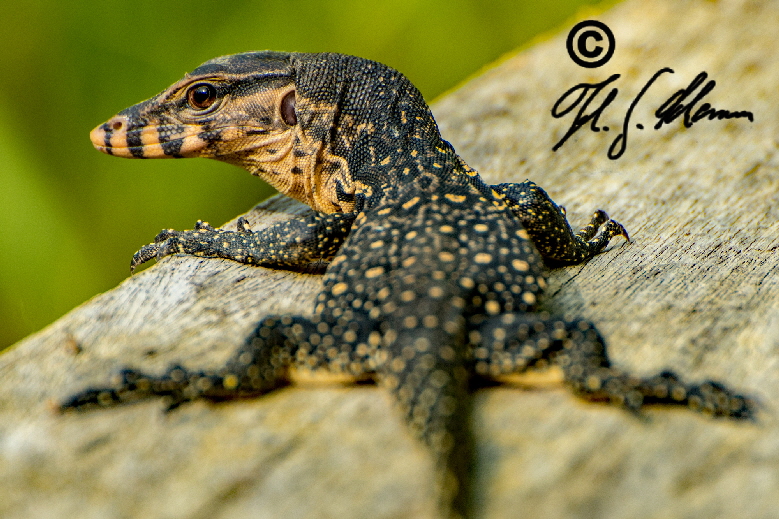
(512, 259, 530, 272)
(444, 320, 459, 334)
(366, 267, 385, 278)
(380, 156, 391, 165)
(439, 251, 455, 262)
(384, 374, 399, 389)
(440, 346, 456, 361)
(414, 337, 431, 351)
(429, 286, 445, 298)
(404, 315, 418, 328)
(406, 230, 418, 240)
(474, 253, 492, 264)
(522, 292, 537, 305)
(377, 287, 391, 300)
(401, 290, 415, 302)
(439, 225, 454, 233)
(474, 224, 489, 232)
(485, 300, 501, 315)
(377, 207, 392, 215)
(402, 197, 420, 209)
(402, 256, 416, 267)
(223, 374, 239, 389)
(370, 240, 384, 249)
(517, 229, 530, 240)
(331, 282, 348, 296)
(460, 277, 475, 289)
(445, 193, 467, 203)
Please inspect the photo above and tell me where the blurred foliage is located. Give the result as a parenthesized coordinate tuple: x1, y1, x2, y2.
(0, 0, 601, 349)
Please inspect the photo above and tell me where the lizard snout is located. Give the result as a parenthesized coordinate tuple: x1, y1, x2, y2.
(90, 116, 134, 157)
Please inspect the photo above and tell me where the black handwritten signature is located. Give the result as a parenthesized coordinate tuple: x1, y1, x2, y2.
(551, 68, 754, 160)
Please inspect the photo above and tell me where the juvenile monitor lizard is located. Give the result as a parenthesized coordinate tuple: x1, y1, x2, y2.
(62, 51, 754, 519)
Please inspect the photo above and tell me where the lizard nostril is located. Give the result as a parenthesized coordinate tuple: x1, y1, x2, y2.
(111, 120, 123, 131)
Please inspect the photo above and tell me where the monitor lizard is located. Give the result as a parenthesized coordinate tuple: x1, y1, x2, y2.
(61, 51, 754, 519)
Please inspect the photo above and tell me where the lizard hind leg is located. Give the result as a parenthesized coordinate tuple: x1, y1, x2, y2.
(59, 315, 318, 412)
(475, 313, 755, 420)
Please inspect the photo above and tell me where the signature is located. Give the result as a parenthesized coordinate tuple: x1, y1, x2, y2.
(550, 68, 754, 160)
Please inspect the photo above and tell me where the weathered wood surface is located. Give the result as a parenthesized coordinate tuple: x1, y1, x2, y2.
(2, 0, 778, 517)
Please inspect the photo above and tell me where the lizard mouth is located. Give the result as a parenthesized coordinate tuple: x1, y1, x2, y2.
(90, 117, 209, 158)
(90, 116, 272, 159)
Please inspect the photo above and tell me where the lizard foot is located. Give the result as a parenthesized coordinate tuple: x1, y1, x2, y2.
(130, 220, 251, 272)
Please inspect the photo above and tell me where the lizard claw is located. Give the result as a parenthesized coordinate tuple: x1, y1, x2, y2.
(131, 243, 161, 273)
(609, 220, 631, 243)
(236, 216, 253, 233)
(194, 220, 215, 231)
(58, 368, 151, 411)
(130, 228, 185, 273)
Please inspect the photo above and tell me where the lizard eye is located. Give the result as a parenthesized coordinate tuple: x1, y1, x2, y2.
(187, 83, 218, 110)
(280, 90, 297, 125)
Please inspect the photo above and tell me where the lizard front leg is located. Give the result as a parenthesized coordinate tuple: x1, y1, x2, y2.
(131, 211, 356, 272)
(494, 180, 629, 266)
(59, 313, 378, 412)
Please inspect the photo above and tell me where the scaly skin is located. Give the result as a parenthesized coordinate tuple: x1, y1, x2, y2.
(63, 52, 754, 519)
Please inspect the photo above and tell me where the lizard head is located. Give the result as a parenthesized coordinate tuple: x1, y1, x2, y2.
(91, 51, 441, 213)
(91, 52, 300, 160)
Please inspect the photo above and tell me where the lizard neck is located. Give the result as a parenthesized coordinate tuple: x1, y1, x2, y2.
(292, 53, 459, 213)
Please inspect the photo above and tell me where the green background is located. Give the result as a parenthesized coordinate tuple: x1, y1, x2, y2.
(0, 0, 602, 349)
